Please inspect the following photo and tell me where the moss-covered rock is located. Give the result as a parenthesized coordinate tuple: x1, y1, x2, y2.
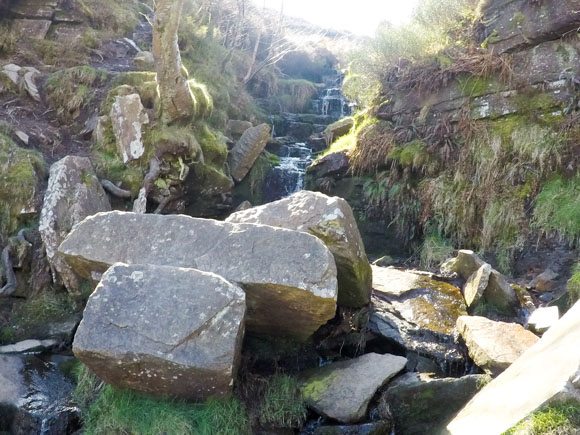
(233, 151, 279, 206)
(0, 132, 45, 241)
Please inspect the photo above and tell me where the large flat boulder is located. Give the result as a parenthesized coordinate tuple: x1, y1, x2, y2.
(39, 156, 111, 295)
(227, 191, 371, 307)
(456, 316, 539, 377)
(228, 123, 270, 182)
(448, 300, 580, 435)
(59, 211, 337, 340)
(73, 263, 245, 401)
(369, 266, 468, 371)
(299, 353, 407, 423)
(382, 373, 486, 435)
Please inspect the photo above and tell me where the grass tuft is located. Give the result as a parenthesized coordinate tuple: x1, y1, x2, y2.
(258, 375, 307, 429)
(74, 364, 251, 435)
(503, 401, 580, 435)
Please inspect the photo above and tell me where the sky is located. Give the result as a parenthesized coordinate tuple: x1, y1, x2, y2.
(252, 0, 420, 36)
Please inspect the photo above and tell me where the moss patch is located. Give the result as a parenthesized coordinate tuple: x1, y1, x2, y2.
(503, 400, 580, 435)
(0, 133, 45, 239)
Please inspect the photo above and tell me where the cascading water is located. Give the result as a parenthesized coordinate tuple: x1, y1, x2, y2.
(264, 143, 313, 202)
(264, 71, 353, 203)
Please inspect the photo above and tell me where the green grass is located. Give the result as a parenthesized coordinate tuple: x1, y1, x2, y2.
(532, 175, 580, 244)
(419, 227, 455, 270)
(45, 66, 107, 122)
(567, 262, 580, 305)
(258, 375, 307, 428)
(503, 401, 580, 435)
(74, 365, 251, 435)
(11, 292, 76, 332)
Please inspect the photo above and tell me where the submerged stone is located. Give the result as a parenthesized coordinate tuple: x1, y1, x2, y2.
(73, 263, 245, 401)
(456, 316, 539, 377)
(227, 190, 372, 308)
(448, 300, 580, 434)
(299, 353, 407, 424)
(59, 211, 337, 340)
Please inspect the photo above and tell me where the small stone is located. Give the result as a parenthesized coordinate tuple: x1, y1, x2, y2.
(2, 64, 21, 85)
(15, 131, 29, 145)
(0, 339, 58, 354)
(464, 263, 492, 307)
(299, 353, 407, 424)
(23, 70, 41, 102)
(527, 306, 559, 334)
(529, 268, 559, 292)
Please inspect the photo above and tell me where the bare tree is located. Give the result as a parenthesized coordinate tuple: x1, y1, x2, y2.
(153, 0, 195, 124)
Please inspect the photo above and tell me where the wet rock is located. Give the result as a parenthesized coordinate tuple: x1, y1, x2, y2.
(59, 211, 337, 340)
(0, 354, 79, 435)
(307, 152, 350, 180)
(0, 339, 58, 354)
(13, 19, 52, 40)
(529, 268, 559, 292)
(480, 0, 580, 54)
(325, 118, 354, 145)
(287, 122, 314, 141)
(228, 123, 271, 182)
(133, 51, 154, 70)
(382, 373, 486, 435)
(448, 250, 519, 315)
(227, 190, 371, 307)
(39, 156, 111, 295)
(527, 306, 559, 334)
(369, 266, 468, 371)
(464, 264, 491, 307)
(73, 263, 246, 401)
(456, 316, 539, 377)
(307, 134, 328, 153)
(226, 120, 253, 141)
(109, 93, 150, 164)
(299, 353, 407, 423)
(448, 300, 580, 434)
(313, 421, 390, 435)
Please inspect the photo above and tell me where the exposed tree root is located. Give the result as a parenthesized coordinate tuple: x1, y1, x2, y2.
(101, 179, 132, 199)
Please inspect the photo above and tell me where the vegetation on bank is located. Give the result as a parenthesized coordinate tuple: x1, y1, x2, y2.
(318, 0, 580, 271)
(73, 363, 307, 434)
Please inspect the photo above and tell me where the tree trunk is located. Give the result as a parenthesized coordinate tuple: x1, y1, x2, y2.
(243, 30, 262, 84)
(153, 0, 194, 125)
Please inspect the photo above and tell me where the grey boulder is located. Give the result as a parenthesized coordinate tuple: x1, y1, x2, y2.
(382, 373, 487, 435)
(39, 156, 111, 295)
(73, 263, 246, 401)
(456, 316, 539, 377)
(228, 123, 270, 182)
(59, 211, 337, 340)
(299, 352, 407, 424)
(109, 93, 149, 164)
(227, 190, 372, 307)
